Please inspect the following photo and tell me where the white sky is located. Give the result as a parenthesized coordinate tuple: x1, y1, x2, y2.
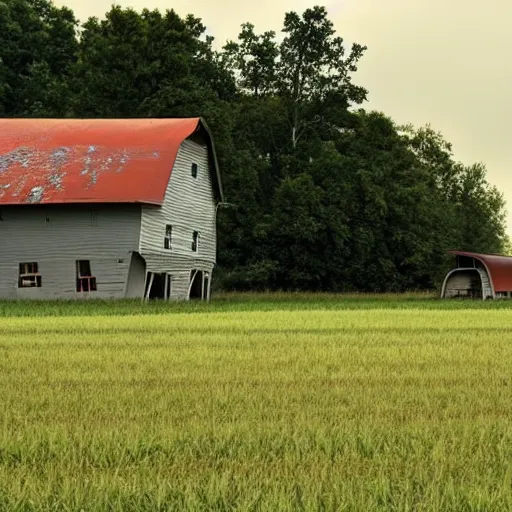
(56, 0, 512, 234)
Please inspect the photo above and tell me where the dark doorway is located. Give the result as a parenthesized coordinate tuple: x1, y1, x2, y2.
(145, 272, 171, 300)
(189, 270, 204, 300)
(149, 273, 166, 299)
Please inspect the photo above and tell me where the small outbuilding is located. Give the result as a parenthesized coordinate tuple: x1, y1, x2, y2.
(441, 250, 512, 299)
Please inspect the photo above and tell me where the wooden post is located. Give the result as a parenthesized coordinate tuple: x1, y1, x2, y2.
(206, 271, 212, 302)
(142, 271, 148, 301)
(164, 273, 169, 300)
(168, 274, 173, 300)
(201, 272, 205, 301)
(145, 272, 154, 301)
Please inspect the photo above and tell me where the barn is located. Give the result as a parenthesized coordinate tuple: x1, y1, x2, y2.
(441, 250, 512, 299)
(0, 118, 223, 300)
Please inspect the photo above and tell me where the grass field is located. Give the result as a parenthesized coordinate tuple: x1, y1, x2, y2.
(1, 294, 512, 511)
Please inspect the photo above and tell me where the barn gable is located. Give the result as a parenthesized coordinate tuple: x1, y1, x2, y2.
(140, 131, 217, 300)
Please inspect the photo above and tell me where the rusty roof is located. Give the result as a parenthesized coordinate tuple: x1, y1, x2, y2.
(0, 118, 222, 206)
(450, 250, 512, 293)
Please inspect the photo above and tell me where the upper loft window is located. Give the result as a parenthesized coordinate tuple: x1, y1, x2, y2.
(457, 255, 476, 268)
(192, 231, 199, 252)
(76, 260, 97, 292)
(164, 224, 172, 250)
(191, 163, 198, 178)
(19, 262, 42, 288)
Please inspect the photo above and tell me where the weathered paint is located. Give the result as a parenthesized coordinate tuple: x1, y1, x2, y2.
(140, 135, 217, 299)
(0, 118, 222, 206)
(0, 205, 140, 299)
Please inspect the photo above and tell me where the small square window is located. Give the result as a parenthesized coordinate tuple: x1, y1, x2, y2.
(19, 262, 42, 288)
(192, 231, 199, 252)
(164, 224, 172, 250)
(191, 163, 198, 178)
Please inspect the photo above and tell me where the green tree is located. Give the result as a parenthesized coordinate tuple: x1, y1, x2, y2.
(0, 0, 77, 116)
(223, 24, 279, 97)
(278, 6, 367, 150)
(455, 163, 506, 254)
(222, 6, 367, 150)
(72, 6, 234, 117)
(403, 125, 507, 251)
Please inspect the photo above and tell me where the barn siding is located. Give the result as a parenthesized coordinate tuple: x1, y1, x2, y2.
(140, 136, 216, 298)
(170, 271, 193, 300)
(0, 205, 140, 299)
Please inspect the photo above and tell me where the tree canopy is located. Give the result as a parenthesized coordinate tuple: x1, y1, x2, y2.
(0, 0, 507, 291)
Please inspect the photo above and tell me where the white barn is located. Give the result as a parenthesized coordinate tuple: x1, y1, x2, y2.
(0, 118, 223, 300)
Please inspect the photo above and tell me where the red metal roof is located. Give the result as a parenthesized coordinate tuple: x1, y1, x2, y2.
(450, 250, 512, 292)
(0, 118, 221, 205)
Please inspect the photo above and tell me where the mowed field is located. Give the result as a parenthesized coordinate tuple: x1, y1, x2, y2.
(1, 295, 512, 511)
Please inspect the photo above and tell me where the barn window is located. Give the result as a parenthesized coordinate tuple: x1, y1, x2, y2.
(76, 260, 97, 292)
(191, 163, 198, 178)
(18, 262, 42, 288)
(164, 224, 173, 250)
(192, 231, 199, 252)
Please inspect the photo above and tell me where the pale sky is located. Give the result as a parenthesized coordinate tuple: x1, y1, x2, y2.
(56, 0, 512, 234)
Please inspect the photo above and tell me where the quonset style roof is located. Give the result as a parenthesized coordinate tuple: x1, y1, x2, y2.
(450, 250, 512, 293)
(0, 118, 222, 206)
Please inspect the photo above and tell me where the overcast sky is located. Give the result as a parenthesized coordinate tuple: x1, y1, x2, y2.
(55, 0, 512, 234)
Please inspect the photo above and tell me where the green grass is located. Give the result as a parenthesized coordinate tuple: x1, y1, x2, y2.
(3, 291, 512, 318)
(1, 295, 512, 510)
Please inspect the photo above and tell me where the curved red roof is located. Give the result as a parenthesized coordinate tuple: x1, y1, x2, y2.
(450, 250, 512, 292)
(0, 118, 221, 205)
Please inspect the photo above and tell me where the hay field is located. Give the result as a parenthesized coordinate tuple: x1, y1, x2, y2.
(1, 296, 512, 510)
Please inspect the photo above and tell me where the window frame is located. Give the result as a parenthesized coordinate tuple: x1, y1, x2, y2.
(18, 262, 42, 288)
(76, 260, 97, 292)
(164, 224, 173, 250)
(192, 231, 199, 252)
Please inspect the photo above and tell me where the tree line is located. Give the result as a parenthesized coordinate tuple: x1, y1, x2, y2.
(0, 0, 507, 291)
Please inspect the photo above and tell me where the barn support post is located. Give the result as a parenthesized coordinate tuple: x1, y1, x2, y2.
(141, 271, 148, 302)
(201, 272, 205, 300)
(145, 272, 154, 301)
(206, 272, 212, 302)
(167, 273, 172, 300)
(164, 273, 169, 301)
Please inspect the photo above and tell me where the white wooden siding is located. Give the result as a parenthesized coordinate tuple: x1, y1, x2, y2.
(0, 205, 140, 299)
(170, 271, 192, 300)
